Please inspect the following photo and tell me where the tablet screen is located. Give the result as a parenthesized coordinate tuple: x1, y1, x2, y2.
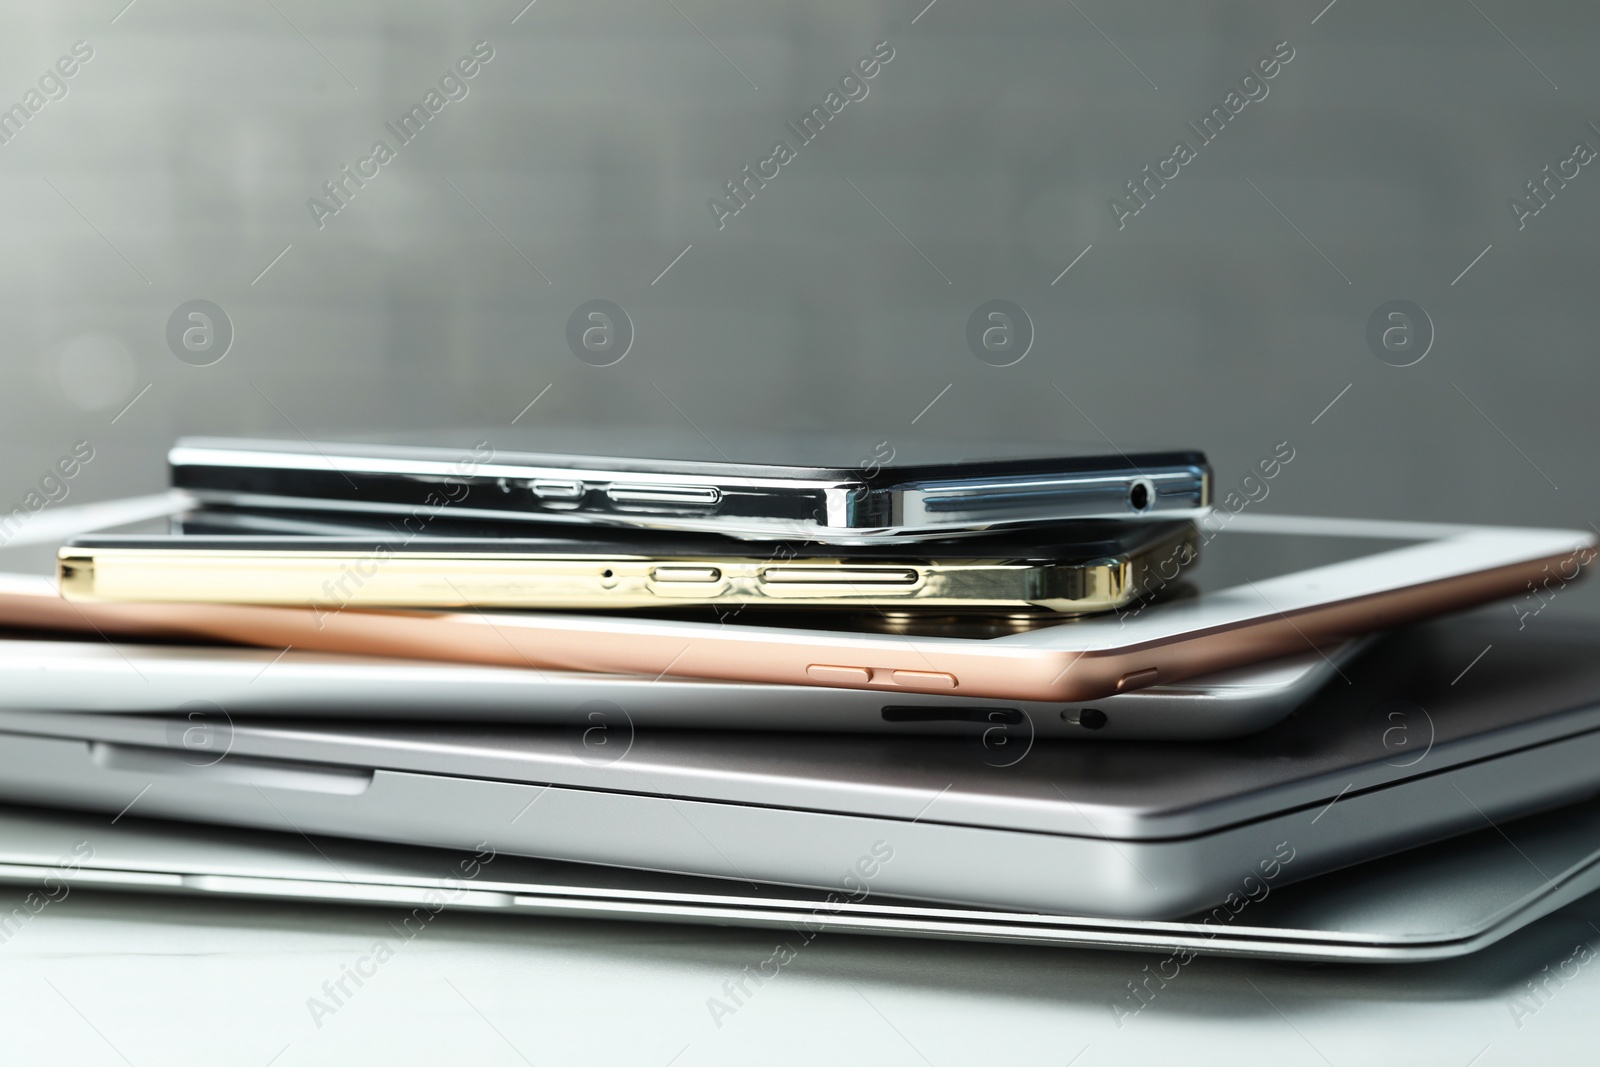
(1169, 527, 1418, 596)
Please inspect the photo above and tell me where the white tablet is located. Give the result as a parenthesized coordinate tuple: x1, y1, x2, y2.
(427, 513, 1580, 702)
(2, 504, 1592, 704)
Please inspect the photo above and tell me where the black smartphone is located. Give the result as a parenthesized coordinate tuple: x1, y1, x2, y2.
(168, 427, 1210, 543)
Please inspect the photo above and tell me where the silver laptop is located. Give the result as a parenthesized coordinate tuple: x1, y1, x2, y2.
(0, 609, 1593, 919)
(3, 793, 1599, 964)
(0, 635, 1358, 741)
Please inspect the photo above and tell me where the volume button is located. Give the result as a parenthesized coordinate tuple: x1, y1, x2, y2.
(651, 566, 723, 583)
(806, 665, 872, 684)
(890, 670, 957, 689)
(607, 485, 721, 506)
(531, 480, 584, 499)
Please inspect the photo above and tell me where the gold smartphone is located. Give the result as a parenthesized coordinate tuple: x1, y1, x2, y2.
(12, 517, 1590, 705)
(58, 520, 1198, 616)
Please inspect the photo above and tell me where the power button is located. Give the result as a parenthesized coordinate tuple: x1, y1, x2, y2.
(1115, 668, 1160, 692)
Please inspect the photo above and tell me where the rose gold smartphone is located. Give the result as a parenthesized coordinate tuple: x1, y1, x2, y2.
(6, 513, 1591, 703)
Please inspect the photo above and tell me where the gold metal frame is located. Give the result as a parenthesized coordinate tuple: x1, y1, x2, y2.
(57, 525, 1197, 615)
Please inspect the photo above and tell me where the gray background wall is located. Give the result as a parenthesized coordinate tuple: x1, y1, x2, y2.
(1, 0, 1596, 605)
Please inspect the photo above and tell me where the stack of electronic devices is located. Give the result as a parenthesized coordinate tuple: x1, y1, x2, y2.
(0, 429, 1598, 962)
